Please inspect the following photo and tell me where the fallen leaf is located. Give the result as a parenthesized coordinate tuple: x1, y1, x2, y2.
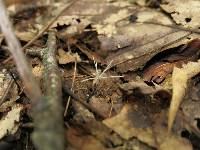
(161, 0, 200, 28)
(32, 64, 44, 77)
(66, 127, 106, 150)
(168, 59, 200, 132)
(15, 31, 36, 42)
(143, 62, 174, 83)
(66, 119, 123, 150)
(89, 96, 123, 118)
(58, 49, 81, 64)
(0, 104, 23, 139)
(143, 39, 200, 83)
(103, 104, 192, 150)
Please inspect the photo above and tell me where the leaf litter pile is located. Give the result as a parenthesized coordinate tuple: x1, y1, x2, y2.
(1, 0, 200, 149)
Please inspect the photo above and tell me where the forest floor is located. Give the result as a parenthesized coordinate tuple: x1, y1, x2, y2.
(0, 0, 200, 150)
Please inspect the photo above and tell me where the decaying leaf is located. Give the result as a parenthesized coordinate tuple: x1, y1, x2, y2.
(58, 49, 81, 64)
(89, 96, 123, 118)
(66, 127, 106, 150)
(161, 0, 200, 28)
(51, 15, 90, 36)
(168, 59, 200, 132)
(100, 6, 200, 72)
(0, 104, 23, 139)
(66, 119, 123, 150)
(103, 104, 192, 150)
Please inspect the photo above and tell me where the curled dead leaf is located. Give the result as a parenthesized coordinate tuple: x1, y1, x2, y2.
(143, 39, 200, 83)
(168, 59, 200, 132)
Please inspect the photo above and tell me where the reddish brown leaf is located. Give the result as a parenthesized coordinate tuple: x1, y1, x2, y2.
(143, 39, 200, 83)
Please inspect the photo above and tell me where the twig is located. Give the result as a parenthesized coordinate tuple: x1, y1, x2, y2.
(0, 78, 14, 106)
(32, 31, 64, 150)
(0, 0, 42, 105)
(64, 59, 77, 117)
(3, 0, 79, 64)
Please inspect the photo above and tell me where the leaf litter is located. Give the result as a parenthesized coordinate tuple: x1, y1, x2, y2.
(1, 0, 200, 149)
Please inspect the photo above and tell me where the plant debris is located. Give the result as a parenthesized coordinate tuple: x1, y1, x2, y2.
(0, 0, 200, 150)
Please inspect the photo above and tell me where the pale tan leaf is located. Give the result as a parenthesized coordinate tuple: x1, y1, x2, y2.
(0, 104, 23, 139)
(103, 104, 192, 150)
(58, 49, 81, 64)
(161, 0, 200, 29)
(168, 60, 200, 132)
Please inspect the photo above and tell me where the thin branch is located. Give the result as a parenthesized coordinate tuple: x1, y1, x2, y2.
(64, 59, 77, 117)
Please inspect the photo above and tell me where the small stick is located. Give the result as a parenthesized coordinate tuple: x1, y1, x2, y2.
(3, 0, 79, 64)
(0, 78, 14, 106)
(64, 59, 77, 117)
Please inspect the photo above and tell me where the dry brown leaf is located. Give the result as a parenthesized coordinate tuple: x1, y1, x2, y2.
(89, 96, 122, 118)
(143, 39, 200, 83)
(168, 59, 200, 132)
(101, 7, 200, 72)
(66, 119, 123, 150)
(103, 104, 192, 150)
(58, 49, 81, 64)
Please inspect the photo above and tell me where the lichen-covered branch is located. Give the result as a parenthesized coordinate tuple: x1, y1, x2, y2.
(32, 31, 64, 150)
